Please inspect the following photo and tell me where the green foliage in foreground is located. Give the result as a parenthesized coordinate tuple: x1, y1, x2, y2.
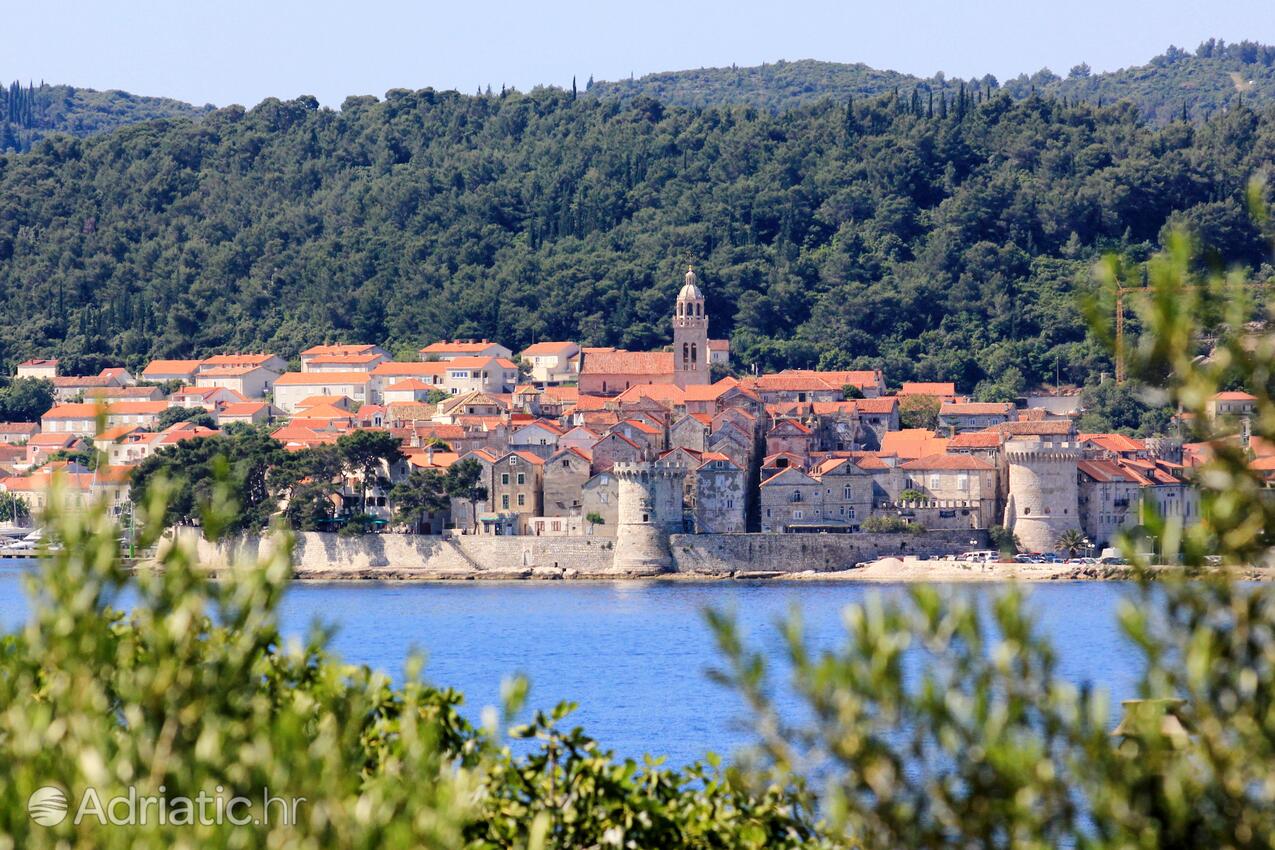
(0, 480, 818, 849)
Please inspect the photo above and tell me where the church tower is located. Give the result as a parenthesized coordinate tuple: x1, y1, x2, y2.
(673, 265, 711, 387)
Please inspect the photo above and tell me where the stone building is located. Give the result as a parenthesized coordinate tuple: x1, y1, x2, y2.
(810, 457, 880, 529)
(672, 266, 712, 388)
(580, 471, 619, 536)
(897, 453, 999, 529)
(759, 466, 822, 532)
(542, 447, 592, 517)
(591, 432, 647, 472)
(669, 413, 712, 453)
(765, 419, 815, 460)
(1077, 458, 1143, 547)
(693, 454, 746, 533)
(483, 451, 544, 534)
(938, 402, 1016, 434)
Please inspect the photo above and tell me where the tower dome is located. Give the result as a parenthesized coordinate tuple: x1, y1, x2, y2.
(678, 265, 703, 301)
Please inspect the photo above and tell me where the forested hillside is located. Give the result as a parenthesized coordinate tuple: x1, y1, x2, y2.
(589, 40, 1275, 122)
(0, 80, 210, 152)
(0, 87, 1271, 397)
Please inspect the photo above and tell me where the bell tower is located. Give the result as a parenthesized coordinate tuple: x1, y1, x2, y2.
(673, 265, 711, 387)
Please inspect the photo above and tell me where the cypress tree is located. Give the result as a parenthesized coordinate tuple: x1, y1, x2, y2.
(927, 90, 933, 118)
(572, 76, 577, 100)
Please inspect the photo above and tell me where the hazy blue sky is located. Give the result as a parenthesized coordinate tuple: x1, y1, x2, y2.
(8, 0, 1275, 107)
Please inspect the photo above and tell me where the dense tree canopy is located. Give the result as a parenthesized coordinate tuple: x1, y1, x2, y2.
(0, 82, 1272, 395)
(589, 40, 1275, 122)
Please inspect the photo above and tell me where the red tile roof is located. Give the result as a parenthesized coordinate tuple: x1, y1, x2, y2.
(901, 453, 995, 471)
(899, 381, 957, 396)
(521, 341, 578, 356)
(948, 432, 1004, 449)
(581, 350, 675, 375)
(880, 430, 950, 460)
(940, 402, 1015, 416)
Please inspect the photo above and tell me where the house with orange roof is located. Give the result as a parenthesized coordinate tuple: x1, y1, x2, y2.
(809, 456, 882, 529)
(749, 369, 886, 403)
(140, 359, 203, 384)
(766, 418, 815, 460)
(301, 351, 389, 374)
(50, 368, 136, 402)
(24, 433, 78, 468)
(1078, 433, 1149, 460)
(558, 426, 600, 456)
(2, 463, 133, 518)
(938, 401, 1016, 433)
(1077, 458, 1144, 546)
(578, 350, 676, 396)
(442, 356, 519, 396)
(300, 344, 388, 372)
(15, 358, 59, 380)
(216, 401, 273, 427)
(897, 453, 999, 528)
(0, 422, 38, 445)
(382, 378, 441, 406)
(520, 341, 581, 384)
(1206, 390, 1257, 422)
(41, 401, 168, 437)
(171, 386, 247, 409)
(694, 452, 746, 533)
(420, 339, 512, 361)
(609, 418, 665, 454)
(509, 420, 564, 459)
(194, 358, 282, 399)
(273, 372, 372, 414)
(368, 361, 448, 400)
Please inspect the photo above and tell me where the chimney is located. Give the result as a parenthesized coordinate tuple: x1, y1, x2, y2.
(427, 444, 435, 465)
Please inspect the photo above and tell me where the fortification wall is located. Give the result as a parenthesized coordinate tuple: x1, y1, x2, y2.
(185, 528, 985, 578)
(669, 530, 990, 574)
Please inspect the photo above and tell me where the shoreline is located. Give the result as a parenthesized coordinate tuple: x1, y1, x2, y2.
(277, 557, 1275, 584)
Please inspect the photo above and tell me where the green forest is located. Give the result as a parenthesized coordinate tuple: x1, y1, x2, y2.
(589, 40, 1275, 121)
(0, 55, 1273, 396)
(0, 80, 210, 152)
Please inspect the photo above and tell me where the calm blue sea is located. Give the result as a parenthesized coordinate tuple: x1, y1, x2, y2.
(0, 559, 1145, 766)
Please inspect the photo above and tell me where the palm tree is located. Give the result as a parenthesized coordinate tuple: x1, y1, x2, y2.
(1055, 528, 1089, 559)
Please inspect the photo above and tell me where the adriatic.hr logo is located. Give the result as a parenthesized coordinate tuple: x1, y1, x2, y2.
(27, 786, 69, 826)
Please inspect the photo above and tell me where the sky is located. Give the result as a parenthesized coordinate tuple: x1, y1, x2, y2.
(7, 0, 1275, 108)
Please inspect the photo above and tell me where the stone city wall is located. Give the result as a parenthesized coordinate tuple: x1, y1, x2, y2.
(669, 530, 990, 574)
(185, 527, 987, 578)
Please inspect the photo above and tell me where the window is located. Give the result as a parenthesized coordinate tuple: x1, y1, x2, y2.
(517, 472, 525, 485)
(843, 485, 852, 499)
(517, 494, 525, 507)
(956, 474, 969, 490)
(790, 491, 803, 503)
(794, 510, 803, 520)
(848, 508, 855, 519)
(501, 473, 509, 485)
(501, 495, 509, 509)
(930, 475, 941, 490)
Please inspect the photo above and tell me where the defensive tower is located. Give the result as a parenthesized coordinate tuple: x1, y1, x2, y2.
(610, 459, 687, 574)
(1003, 435, 1082, 554)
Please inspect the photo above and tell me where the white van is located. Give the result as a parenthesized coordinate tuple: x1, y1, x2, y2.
(958, 550, 999, 563)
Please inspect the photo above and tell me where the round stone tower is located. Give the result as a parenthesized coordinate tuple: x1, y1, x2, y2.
(610, 460, 687, 575)
(1003, 436, 1082, 554)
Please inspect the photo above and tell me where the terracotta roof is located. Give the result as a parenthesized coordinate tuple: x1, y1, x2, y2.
(219, 402, 269, 417)
(141, 359, 203, 377)
(1079, 433, 1147, 454)
(515, 419, 565, 436)
(276, 372, 372, 386)
(500, 450, 545, 466)
(446, 355, 516, 369)
(615, 384, 687, 405)
(948, 432, 1004, 449)
(305, 353, 384, 365)
(202, 354, 278, 367)
(853, 397, 899, 414)
(880, 429, 950, 460)
(939, 402, 1015, 416)
(769, 419, 812, 434)
(0, 422, 38, 434)
(521, 341, 579, 356)
(617, 418, 661, 435)
(581, 350, 675, 375)
(302, 344, 379, 357)
(406, 450, 461, 469)
(773, 369, 882, 387)
(52, 375, 118, 388)
(901, 453, 995, 471)
(18, 358, 58, 367)
(421, 340, 505, 354)
(1212, 391, 1257, 401)
(899, 382, 957, 396)
(28, 433, 76, 447)
(542, 386, 580, 402)
(988, 420, 1074, 436)
(197, 366, 265, 377)
(1078, 458, 1141, 483)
